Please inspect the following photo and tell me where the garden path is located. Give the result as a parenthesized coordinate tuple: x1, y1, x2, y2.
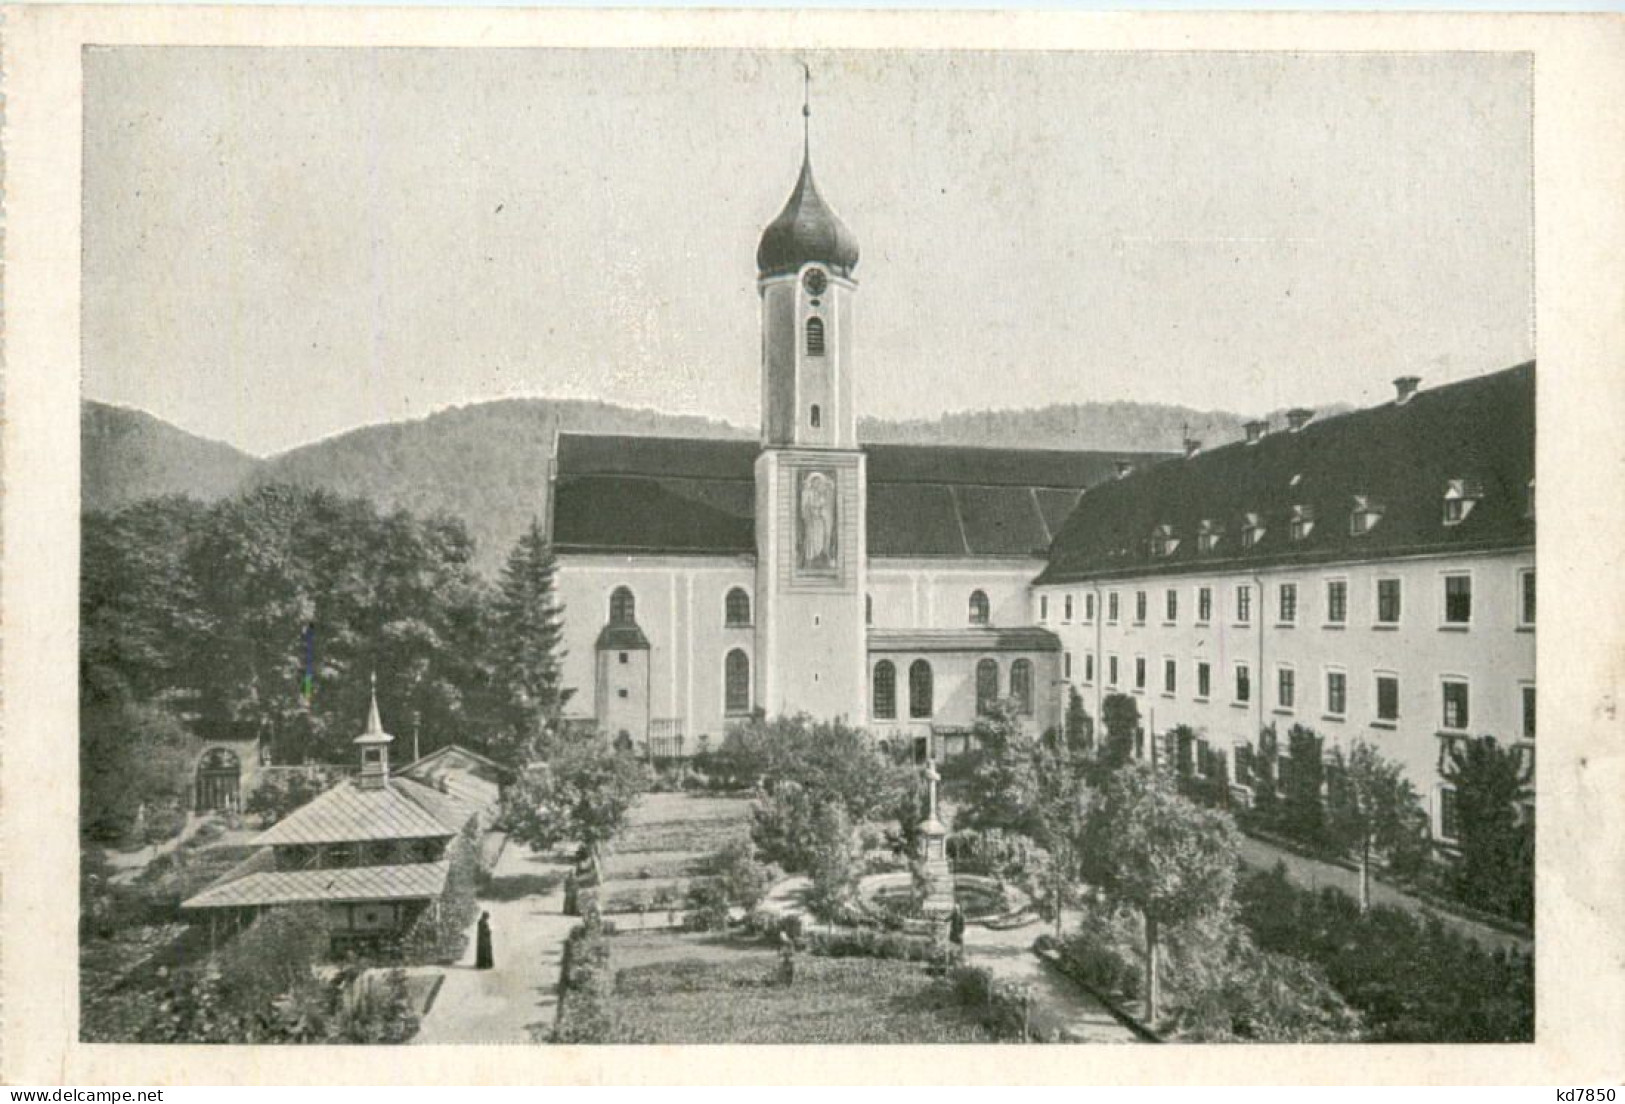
(1236, 835, 1531, 954)
(412, 839, 576, 1044)
(964, 920, 1143, 1044)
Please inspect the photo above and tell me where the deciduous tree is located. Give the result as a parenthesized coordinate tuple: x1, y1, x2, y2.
(502, 739, 648, 872)
(1324, 740, 1425, 912)
(1079, 763, 1240, 1023)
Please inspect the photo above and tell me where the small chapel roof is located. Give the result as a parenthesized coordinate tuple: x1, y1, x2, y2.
(184, 858, 451, 910)
(252, 775, 477, 847)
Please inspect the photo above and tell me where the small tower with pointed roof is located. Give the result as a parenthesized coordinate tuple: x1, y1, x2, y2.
(753, 66, 869, 726)
(355, 673, 394, 790)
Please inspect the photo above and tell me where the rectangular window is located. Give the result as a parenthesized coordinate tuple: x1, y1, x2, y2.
(1520, 569, 1535, 627)
(1377, 578, 1402, 625)
(1108, 654, 1120, 687)
(1443, 573, 1473, 625)
(1164, 658, 1177, 695)
(1442, 679, 1470, 731)
(1197, 587, 1212, 624)
(1085, 593, 1096, 622)
(1278, 583, 1298, 624)
(1063, 652, 1072, 680)
(1165, 589, 1178, 623)
(1236, 585, 1253, 624)
(1134, 656, 1147, 691)
(1439, 787, 1460, 841)
(1376, 674, 1400, 722)
(1084, 652, 1095, 683)
(1039, 596, 1049, 622)
(1277, 666, 1296, 710)
(1108, 593, 1120, 624)
(1197, 662, 1211, 700)
(1522, 684, 1536, 740)
(1235, 663, 1251, 704)
(1135, 591, 1147, 624)
(1326, 579, 1348, 625)
(1326, 670, 1347, 717)
(1063, 595, 1074, 622)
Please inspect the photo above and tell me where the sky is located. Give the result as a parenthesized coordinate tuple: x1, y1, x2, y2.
(82, 48, 1534, 458)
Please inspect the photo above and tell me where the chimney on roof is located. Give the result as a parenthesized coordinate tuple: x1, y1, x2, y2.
(1394, 376, 1422, 404)
(1286, 408, 1314, 432)
(1183, 438, 1202, 459)
(1243, 419, 1268, 445)
(1114, 459, 1134, 479)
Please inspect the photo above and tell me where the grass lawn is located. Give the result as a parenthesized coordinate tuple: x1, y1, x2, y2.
(602, 932, 995, 1044)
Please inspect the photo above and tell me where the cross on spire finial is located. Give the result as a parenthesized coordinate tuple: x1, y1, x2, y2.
(801, 62, 812, 156)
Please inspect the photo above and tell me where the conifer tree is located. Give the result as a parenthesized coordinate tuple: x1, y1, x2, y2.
(489, 517, 573, 765)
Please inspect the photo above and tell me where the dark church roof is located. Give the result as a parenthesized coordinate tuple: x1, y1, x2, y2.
(1036, 362, 1535, 585)
(551, 434, 1170, 559)
(757, 153, 860, 280)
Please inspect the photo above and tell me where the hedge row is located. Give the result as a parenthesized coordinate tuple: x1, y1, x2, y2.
(549, 921, 614, 1044)
(802, 926, 956, 968)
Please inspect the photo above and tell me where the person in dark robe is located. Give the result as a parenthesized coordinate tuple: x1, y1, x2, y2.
(948, 904, 966, 952)
(475, 911, 494, 970)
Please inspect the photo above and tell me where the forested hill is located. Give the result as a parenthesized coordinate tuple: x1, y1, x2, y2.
(82, 402, 261, 512)
(859, 400, 1352, 452)
(248, 399, 751, 576)
(83, 394, 1348, 574)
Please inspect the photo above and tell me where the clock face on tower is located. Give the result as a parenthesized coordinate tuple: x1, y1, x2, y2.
(803, 268, 828, 296)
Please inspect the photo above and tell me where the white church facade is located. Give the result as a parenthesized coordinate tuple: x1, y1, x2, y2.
(547, 127, 1163, 759)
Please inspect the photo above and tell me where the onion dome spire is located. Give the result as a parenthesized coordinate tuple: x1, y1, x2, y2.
(756, 65, 860, 281)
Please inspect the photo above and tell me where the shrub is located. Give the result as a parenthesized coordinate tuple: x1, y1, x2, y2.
(947, 964, 1034, 1041)
(402, 821, 481, 963)
(1235, 862, 1533, 1042)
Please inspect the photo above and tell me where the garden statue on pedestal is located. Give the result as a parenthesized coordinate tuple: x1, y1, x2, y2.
(917, 759, 956, 917)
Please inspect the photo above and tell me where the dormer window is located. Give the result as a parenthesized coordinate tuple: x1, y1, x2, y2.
(1149, 524, 1179, 558)
(1289, 505, 1315, 542)
(1239, 513, 1265, 549)
(1349, 495, 1384, 536)
(1197, 520, 1223, 553)
(1443, 479, 1482, 526)
(1525, 479, 1535, 520)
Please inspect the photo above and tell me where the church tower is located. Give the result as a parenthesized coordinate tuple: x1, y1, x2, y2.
(753, 74, 868, 724)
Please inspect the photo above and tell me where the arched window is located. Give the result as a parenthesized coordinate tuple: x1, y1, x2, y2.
(909, 659, 934, 719)
(1011, 658, 1034, 716)
(724, 649, 751, 716)
(975, 658, 999, 716)
(806, 317, 826, 357)
(609, 586, 636, 626)
(725, 587, 751, 627)
(968, 590, 990, 626)
(873, 660, 897, 720)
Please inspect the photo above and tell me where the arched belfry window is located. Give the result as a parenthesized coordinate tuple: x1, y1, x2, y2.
(969, 590, 990, 626)
(725, 588, 751, 627)
(873, 660, 897, 720)
(609, 586, 636, 626)
(806, 317, 826, 357)
(976, 659, 999, 716)
(909, 660, 934, 719)
(725, 649, 751, 716)
(1011, 659, 1034, 716)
